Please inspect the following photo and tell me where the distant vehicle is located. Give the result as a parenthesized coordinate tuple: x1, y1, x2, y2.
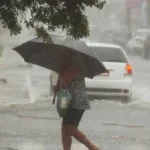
(85, 42, 132, 102)
(101, 30, 131, 48)
(127, 29, 150, 54)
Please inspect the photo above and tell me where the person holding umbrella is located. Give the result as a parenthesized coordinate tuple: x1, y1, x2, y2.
(13, 35, 107, 150)
(53, 49, 100, 150)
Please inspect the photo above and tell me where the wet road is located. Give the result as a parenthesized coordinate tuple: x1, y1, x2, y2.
(0, 98, 150, 150)
(0, 51, 150, 150)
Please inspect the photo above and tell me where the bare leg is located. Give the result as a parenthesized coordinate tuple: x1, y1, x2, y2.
(66, 125, 100, 150)
(62, 125, 72, 150)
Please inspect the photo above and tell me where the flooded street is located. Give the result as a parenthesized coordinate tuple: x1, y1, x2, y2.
(0, 50, 150, 150)
(0, 0, 150, 149)
(0, 100, 150, 150)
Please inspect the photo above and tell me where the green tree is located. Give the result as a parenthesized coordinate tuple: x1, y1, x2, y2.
(0, 0, 105, 43)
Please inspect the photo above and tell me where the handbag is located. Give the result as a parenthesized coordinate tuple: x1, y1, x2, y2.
(56, 78, 72, 118)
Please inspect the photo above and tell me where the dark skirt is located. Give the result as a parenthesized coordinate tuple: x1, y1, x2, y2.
(62, 108, 85, 126)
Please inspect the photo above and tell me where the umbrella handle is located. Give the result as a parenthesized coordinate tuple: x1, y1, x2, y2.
(52, 74, 60, 105)
(51, 73, 61, 105)
(52, 92, 56, 105)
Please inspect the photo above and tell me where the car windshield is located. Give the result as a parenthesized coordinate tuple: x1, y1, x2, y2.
(90, 46, 128, 63)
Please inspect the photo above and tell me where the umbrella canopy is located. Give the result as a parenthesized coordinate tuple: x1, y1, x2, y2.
(13, 34, 108, 79)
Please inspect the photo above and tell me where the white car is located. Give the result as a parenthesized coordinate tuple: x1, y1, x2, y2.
(85, 42, 132, 102)
(127, 29, 150, 54)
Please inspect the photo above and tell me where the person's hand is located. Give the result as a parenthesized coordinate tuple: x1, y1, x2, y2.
(53, 85, 59, 93)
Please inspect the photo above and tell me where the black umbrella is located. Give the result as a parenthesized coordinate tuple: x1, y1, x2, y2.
(13, 34, 108, 79)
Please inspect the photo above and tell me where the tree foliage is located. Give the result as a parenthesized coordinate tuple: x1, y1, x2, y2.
(0, 0, 105, 42)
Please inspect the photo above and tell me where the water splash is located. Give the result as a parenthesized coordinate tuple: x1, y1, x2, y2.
(26, 73, 36, 103)
(131, 84, 150, 107)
